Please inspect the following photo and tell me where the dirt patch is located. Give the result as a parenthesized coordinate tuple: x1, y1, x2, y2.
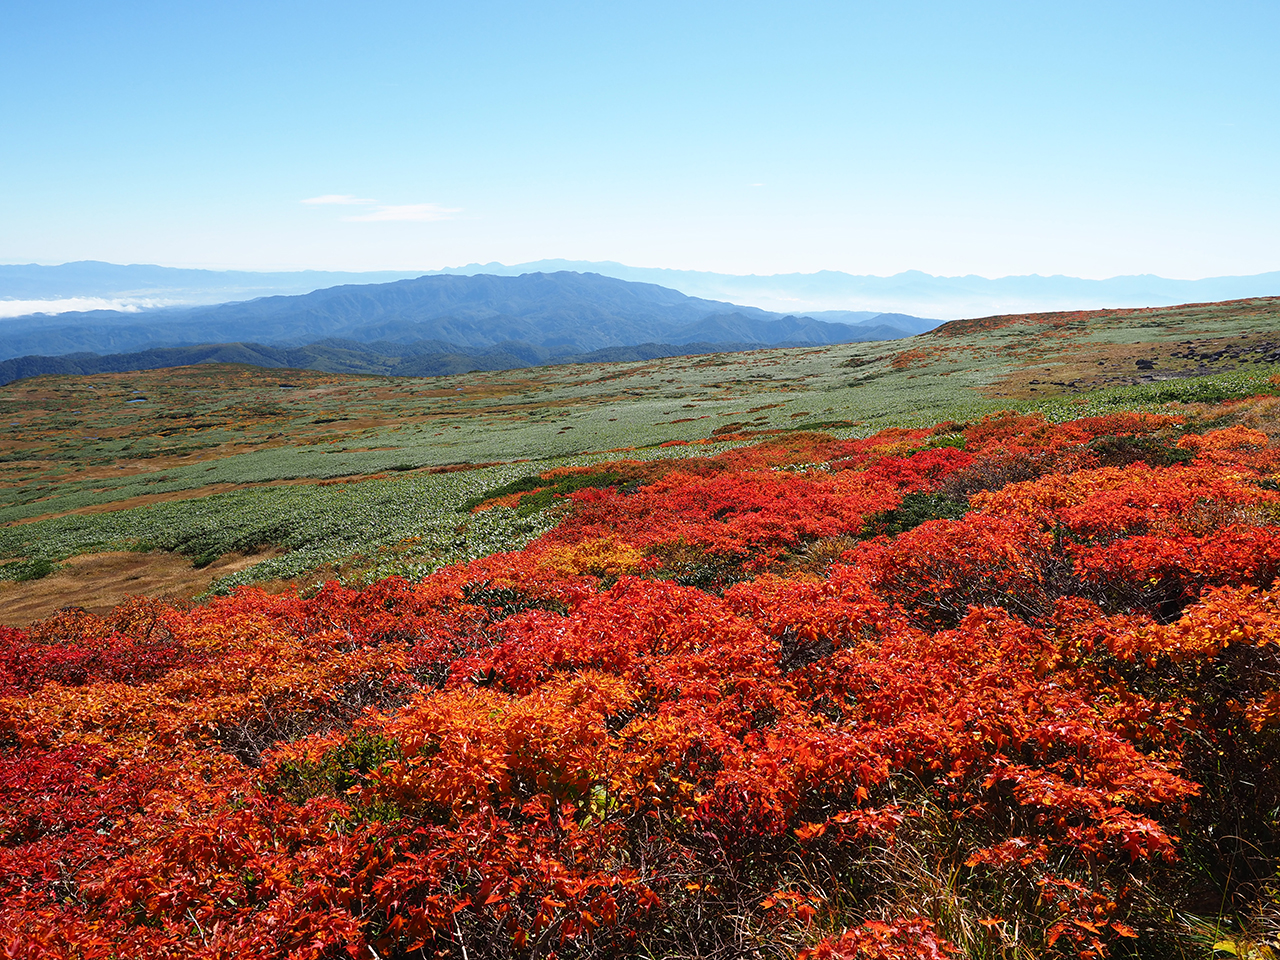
(0, 547, 284, 628)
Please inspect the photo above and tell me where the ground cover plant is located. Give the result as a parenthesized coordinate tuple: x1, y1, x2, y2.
(4, 392, 1280, 959)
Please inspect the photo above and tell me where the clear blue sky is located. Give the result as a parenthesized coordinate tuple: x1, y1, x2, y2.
(2, 1, 1277, 278)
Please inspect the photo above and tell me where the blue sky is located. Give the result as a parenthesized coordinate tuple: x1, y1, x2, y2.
(2, 1, 1277, 278)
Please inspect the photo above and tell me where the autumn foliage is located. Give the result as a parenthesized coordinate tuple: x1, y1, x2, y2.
(4, 408, 1280, 958)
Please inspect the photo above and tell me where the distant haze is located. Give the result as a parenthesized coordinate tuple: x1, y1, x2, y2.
(440, 262, 1280, 320)
(3, 260, 1280, 322)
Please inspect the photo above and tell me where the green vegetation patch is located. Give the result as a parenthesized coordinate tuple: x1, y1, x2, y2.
(0, 464, 559, 592)
(270, 730, 403, 806)
(1094, 372, 1280, 407)
(1087, 433, 1195, 468)
(0, 556, 57, 582)
(0, 442, 752, 592)
(862, 492, 970, 539)
(460, 468, 628, 516)
(1031, 368, 1280, 423)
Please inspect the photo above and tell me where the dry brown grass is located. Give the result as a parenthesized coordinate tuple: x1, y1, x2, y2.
(0, 547, 283, 626)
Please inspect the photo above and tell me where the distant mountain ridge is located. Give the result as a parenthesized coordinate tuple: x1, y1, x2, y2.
(440, 260, 1280, 318)
(6, 259, 1278, 321)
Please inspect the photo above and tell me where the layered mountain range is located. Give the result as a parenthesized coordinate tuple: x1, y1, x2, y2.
(5, 258, 1278, 320)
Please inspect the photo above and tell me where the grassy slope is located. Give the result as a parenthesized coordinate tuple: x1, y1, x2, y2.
(2, 296, 1278, 593)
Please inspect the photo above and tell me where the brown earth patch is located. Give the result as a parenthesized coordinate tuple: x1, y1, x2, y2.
(0, 547, 285, 627)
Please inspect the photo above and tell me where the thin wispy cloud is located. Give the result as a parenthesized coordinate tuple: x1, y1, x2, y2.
(343, 203, 461, 222)
(301, 194, 376, 205)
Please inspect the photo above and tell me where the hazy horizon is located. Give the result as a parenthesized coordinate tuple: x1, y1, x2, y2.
(10, 257, 1280, 283)
(3, 258, 1278, 322)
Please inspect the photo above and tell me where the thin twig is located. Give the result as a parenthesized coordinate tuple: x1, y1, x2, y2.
(454, 913, 470, 960)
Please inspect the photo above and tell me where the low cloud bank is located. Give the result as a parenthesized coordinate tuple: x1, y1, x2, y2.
(0, 297, 183, 319)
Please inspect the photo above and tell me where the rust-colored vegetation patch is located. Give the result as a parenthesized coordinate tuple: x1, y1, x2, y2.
(931, 307, 1112, 338)
(0, 547, 283, 626)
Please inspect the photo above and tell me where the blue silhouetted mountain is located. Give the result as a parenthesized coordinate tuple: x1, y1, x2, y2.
(0, 272, 935, 371)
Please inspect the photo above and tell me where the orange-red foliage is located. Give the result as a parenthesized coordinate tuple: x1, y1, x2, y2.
(3, 409, 1279, 958)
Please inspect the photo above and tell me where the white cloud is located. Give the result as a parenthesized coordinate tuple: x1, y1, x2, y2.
(343, 203, 461, 222)
(301, 194, 376, 205)
(0, 297, 183, 319)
